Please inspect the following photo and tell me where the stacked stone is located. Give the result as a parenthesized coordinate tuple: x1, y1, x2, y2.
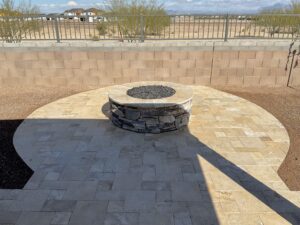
(109, 99, 192, 134)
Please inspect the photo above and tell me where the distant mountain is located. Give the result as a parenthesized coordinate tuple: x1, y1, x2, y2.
(166, 9, 258, 15)
(260, 3, 290, 12)
(166, 2, 291, 15)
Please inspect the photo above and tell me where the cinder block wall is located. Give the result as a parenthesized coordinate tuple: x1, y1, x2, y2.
(0, 42, 299, 87)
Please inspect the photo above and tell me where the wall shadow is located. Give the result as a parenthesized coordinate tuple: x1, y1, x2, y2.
(0, 102, 299, 224)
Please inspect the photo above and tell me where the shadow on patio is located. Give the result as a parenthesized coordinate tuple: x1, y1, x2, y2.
(0, 111, 298, 224)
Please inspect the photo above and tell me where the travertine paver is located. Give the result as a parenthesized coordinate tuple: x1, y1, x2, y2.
(7, 85, 299, 225)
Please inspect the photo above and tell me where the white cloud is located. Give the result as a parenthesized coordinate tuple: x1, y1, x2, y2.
(67, 1, 78, 7)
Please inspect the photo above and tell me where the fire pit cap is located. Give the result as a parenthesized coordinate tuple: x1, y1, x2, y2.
(108, 81, 193, 108)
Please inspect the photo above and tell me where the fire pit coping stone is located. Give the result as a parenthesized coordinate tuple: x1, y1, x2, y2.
(108, 81, 193, 108)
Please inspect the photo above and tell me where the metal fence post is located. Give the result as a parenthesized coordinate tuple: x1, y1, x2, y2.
(140, 14, 144, 42)
(224, 14, 229, 42)
(54, 17, 61, 43)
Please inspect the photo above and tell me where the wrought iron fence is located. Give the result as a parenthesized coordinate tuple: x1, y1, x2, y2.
(0, 14, 299, 42)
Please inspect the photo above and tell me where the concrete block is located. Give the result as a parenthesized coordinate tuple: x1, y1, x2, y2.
(80, 60, 98, 70)
(260, 75, 276, 87)
(47, 60, 65, 69)
(195, 76, 211, 85)
(88, 51, 105, 60)
(229, 59, 246, 68)
(137, 52, 154, 60)
(188, 51, 205, 59)
(239, 51, 256, 59)
(179, 76, 195, 84)
(163, 60, 179, 68)
(21, 52, 38, 60)
(213, 59, 230, 68)
(122, 51, 137, 60)
(246, 59, 263, 68)
(38, 52, 55, 60)
(171, 51, 188, 60)
(155, 68, 170, 78)
(228, 74, 244, 86)
(244, 76, 260, 86)
(55, 51, 73, 60)
(155, 51, 171, 60)
(64, 60, 82, 69)
(71, 51, 88, 60)
(179, 59, 196, 68)
(211, 75, 227, 85)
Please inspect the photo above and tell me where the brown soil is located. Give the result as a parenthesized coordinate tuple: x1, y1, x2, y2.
(0, 85, 299, 190)
(219, 86, 300, 191)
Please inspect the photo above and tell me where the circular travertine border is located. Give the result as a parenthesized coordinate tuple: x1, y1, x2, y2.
(12, 85, 297, 225)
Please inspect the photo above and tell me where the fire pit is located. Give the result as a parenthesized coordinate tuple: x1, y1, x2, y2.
(108, 82, 193, 133)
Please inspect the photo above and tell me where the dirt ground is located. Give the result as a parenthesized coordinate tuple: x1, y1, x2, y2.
(22, 19, 288, 41)
(0, 85, 299, 190)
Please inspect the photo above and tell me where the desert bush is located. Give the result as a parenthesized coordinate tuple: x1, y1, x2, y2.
(256, 0, 300, 37)
(105, 0, 170, 41)
(0, 0, 40, 43)
(96, 21, 108, 35)
(90, 35, 100, 41)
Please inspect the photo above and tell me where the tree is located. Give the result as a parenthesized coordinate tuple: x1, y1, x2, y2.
(105, 0, 170, 41)
(290, 0, 300, 14)
(0, 0, 40, 43)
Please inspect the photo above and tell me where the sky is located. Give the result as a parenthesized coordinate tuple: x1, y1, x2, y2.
(17, 0, 292, 14)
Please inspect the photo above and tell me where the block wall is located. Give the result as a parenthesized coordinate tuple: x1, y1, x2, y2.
(0, 49, 299, 87)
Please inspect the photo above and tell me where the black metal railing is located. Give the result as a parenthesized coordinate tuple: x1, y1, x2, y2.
(0, 14, 299, 42)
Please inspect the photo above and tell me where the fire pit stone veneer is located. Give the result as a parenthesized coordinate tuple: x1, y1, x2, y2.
(108, 82, 193, 133)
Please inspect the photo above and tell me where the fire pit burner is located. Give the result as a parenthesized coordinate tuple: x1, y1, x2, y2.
(127, 85, 176, 99)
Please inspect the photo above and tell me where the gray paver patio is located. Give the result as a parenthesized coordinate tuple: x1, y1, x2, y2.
(3, 85, 299, 225)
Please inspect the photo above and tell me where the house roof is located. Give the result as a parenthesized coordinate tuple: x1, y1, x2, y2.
(64, 8, 84, 13)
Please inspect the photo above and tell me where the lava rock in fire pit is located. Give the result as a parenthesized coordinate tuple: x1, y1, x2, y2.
(127, 85, 176, 99)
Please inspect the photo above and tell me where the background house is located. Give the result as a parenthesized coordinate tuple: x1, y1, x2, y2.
(80, 8, 106, 22)
(64, 8, 84, 19)
(81, 8, 99, 17)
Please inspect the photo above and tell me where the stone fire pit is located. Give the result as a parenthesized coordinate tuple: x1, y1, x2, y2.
(108, 82, 193, 133)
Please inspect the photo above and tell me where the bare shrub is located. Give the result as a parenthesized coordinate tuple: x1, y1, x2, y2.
(0, 0, 40, 43)
(105, 0, 170, 42)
